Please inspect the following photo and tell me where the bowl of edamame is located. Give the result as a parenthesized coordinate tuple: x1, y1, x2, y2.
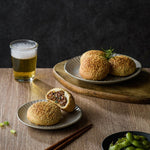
(102, 131, 150, 150)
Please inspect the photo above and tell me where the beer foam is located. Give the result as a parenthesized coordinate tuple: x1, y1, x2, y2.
(11, 43, 37, 59)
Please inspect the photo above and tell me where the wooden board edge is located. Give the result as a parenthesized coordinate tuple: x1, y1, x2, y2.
(53, 64, 150, 104)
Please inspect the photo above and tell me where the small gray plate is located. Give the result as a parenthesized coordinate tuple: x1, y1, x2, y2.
(64, 54, 142, 84)
(17, 100, 82, 130)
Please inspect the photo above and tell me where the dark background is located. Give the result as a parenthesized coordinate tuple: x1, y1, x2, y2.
(0, 0, 150, 68)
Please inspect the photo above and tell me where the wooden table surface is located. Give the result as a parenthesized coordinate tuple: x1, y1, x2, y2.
(0, 68, 150, 150)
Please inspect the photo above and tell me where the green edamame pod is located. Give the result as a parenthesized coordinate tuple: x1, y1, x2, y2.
(139, 136, 147, 140)
(142, 140, 149, 146)
(132, 140, 143, 148)
(109, 139, 131, 150)
(134, 135, 146, 141)
(125, 146, 135, 150)
(116, 137, 126, 144)
(126, 132, 134, 142)
(142, 140, 150, 149)
(109, 144, 121, 150)
(135, 148, 145, 150)
(134, 135, 140, 140)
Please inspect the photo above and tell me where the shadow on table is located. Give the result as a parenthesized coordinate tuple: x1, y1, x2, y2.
(27, 112, 90, 145)
(29, 78, 53, 100)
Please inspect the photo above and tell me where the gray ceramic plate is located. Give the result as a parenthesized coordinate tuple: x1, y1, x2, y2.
(64, 54, 142, 84)
(17, 100, 82, 130)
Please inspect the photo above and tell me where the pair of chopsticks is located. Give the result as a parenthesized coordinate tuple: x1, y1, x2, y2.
(45, 123, 93, 150)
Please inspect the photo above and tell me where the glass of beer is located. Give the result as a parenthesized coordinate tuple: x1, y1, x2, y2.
(10, 39, 38, 82)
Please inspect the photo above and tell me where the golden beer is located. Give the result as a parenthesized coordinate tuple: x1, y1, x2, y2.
(10, 39, 38, 82)
(11, 56, 37, 81)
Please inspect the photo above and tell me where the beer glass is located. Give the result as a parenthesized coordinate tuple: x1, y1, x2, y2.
(10, 39, 38, 82)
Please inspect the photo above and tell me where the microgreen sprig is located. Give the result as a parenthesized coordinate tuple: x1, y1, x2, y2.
(102, 48, 114, 59)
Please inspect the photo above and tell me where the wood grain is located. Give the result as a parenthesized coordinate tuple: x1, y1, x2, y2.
(0, 68, 150, 150)
(53, 61, 150, 103)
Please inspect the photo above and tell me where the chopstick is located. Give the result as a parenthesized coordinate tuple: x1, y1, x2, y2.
(45, 123, 93, 150)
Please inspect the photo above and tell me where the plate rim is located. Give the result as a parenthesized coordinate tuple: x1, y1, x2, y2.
(101, 131, 150, 150)
(64, 54, 142, 84)
(17, 99, 82, 130)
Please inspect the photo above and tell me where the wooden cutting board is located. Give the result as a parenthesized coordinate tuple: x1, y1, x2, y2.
(53, 60, 150, 104)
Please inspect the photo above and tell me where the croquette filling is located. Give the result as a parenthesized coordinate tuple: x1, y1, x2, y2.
(47, 91, 67, 106)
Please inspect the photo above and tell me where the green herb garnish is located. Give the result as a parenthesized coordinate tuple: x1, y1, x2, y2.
(0, 122, 4, 127)
(10, 129, 16, 134)
(4, 121, 9, 126)
(55, 100, 58, 103)
(102, 48, 114, 59)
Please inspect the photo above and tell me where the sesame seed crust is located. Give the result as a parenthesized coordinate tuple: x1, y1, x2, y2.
(27, 101, 62, 125)
(109, 55, 136, 76)
(80, 50, 105, 64)
(79, 51, 110, 80)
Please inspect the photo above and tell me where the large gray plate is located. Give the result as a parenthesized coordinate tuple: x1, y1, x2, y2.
(64, 54, 142, 84)
(17, 100, 82, 130)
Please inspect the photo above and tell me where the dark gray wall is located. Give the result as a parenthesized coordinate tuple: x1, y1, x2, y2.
(0, 0, 150, 67)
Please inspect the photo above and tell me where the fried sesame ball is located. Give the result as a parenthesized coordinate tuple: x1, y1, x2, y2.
(27, 101, 62, 125)
(79, 53, 110, 80)
(109, 55, 136, 76)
